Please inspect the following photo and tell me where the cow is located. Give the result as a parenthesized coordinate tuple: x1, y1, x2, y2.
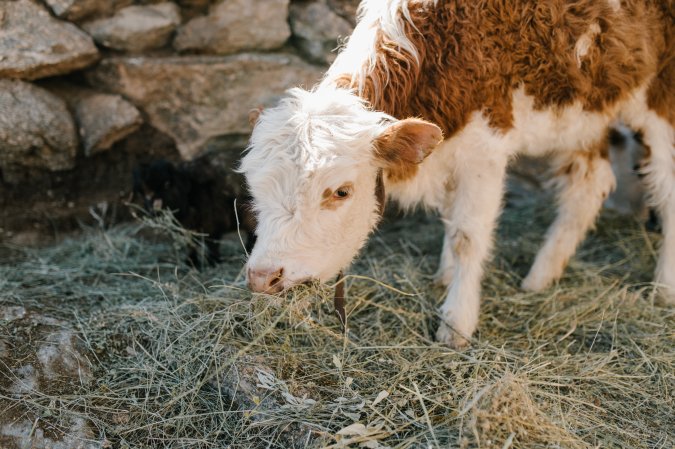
(241, 0, 674, 347)
(133, 158, 257, 267)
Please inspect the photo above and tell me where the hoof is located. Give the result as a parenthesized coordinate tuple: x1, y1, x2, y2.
(435, 322, 470, 349)
(656, 283, 675, 305)
(521, 273, 550, 292)
(433, 270, 453, 288)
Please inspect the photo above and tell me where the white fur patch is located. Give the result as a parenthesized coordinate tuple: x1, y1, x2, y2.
(509, 87, 614, 155)
(574, 22, 601, 68)
(241, 88, 392, 286)
(607, 0, 621, 12)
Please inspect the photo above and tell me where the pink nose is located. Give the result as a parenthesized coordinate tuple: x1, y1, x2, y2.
(248, 267, 285, 293)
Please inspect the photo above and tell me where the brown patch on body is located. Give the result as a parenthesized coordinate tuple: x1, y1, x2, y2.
(646, 2, 675, 126)
(248, 106, 263, 128)
(333, 0, 669, 174)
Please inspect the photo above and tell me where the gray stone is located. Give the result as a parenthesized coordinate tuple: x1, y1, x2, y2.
(0, 0, 99, 80)
(43, 0, 117, 22)
(290, 0, 353, 64)
(36, 330, 93, 382)
(174, 0, 290, 55)
(75, 93, 143, 156)
(44, 82, 144, 156)
(174, 0, 212, 20)
(327, 0, 360, 25)
(1, 418, 99, 449)
(9, 365, 38, 396)
(0, 79, 78, 171)
(87, 53, 323, 159)
(0, 310, 96, 449)
(83, 3, 181, 53)
(0, 306, 26, 322)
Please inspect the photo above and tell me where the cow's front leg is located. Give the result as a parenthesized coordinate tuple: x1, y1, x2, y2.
(436, 146, 509, 348)
(434, 187, 457, 287)
(522, 141, 616, 291)
(434, 230, 456, 286)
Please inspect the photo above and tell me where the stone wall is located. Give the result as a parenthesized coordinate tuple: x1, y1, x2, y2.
(0, 0, 358, 244)
(0, 0, 647, 244)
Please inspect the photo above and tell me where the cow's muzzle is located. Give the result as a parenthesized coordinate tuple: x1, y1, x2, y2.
(247, 267, 285, 294)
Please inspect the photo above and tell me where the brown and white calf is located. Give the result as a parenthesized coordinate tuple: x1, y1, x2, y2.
(241, 0, 674, 347)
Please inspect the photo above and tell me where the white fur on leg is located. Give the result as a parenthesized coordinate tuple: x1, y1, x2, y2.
(436, 132, 509, 347)
(638, 114, 675, 303)
(522, 148, 616, 291)
(434, 221, 457, 287)
(438, 266, 481, 348)
(656, 212, 675, 304)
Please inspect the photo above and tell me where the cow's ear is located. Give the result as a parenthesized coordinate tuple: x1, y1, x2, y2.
(373, 118, 443, 167)
(249, 106, 263, 128)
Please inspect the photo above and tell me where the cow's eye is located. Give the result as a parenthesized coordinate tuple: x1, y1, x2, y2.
(333, 185, 353, 200)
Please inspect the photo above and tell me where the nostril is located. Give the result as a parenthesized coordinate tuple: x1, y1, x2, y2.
(268, 268, 284, 288)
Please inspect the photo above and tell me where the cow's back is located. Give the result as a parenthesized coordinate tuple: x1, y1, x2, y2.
(334, 0, 669, 140)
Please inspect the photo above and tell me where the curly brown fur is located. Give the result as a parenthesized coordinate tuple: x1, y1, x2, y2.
(336, 0, 670, 143)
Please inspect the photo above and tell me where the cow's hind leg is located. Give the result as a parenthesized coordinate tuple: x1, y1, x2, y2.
(436, 142, 509, 347)
(522, 141, 615, 291)
(638, 114, 675, 302)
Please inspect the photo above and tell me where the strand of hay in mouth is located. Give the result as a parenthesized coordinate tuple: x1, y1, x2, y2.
(1, 204, 673, 448)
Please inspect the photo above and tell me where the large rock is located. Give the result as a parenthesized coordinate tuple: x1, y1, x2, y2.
(75, 93, 143, 156)
(43, 0, 130, 22)
(43, 0, 134, 22)
(88, 53, 323, 159)
(83, 3, 181, 53)
(0, 80, 78, 172)
(1, 418, 99, 449)
(290, 0, 353, 64)
(174, 0, 212, 20)
(174, 0, 291, 55)
(45, 81, 144, 156)
(326, 0, 360, 25)
(0, 308, 97, 449)
(0, 0, 99, 80)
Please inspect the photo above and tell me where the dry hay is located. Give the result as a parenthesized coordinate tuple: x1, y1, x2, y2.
(1, 193, 673, 448)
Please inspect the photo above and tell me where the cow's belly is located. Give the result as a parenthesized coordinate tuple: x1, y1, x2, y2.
(507, 87, 617, 157)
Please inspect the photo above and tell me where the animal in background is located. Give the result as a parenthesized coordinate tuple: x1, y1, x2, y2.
(132, 158, 257, 266)
(606, 126, 661, 232)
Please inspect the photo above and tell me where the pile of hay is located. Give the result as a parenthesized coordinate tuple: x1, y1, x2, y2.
(1, 192, 673, 448)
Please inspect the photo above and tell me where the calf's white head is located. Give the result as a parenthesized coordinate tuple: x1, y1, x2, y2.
(241, 87, 442, 293)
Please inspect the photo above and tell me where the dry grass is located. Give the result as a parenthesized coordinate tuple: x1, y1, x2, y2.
(1, 192, 673, 448)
